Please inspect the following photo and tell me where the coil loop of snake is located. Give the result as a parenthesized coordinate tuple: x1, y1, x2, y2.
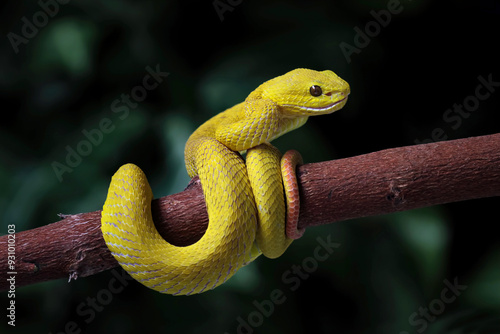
(101, 68, 350, 295)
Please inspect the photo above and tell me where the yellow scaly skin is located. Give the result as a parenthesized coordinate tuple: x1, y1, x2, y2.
(101, 68, 350, 295)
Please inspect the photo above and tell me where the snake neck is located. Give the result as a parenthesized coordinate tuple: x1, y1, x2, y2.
(185, 69, 349, 166)
(270, 115, 309, 142)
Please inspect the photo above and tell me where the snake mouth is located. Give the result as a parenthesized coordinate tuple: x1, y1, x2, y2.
(283, 96, 348, 114)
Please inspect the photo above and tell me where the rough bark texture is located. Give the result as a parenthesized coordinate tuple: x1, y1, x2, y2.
(1, 133, 499, 291)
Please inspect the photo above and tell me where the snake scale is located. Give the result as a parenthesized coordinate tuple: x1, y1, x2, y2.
(101, 68, 350, 295)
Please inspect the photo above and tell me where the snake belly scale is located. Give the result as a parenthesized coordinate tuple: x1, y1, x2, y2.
(101, 68, 350, 295)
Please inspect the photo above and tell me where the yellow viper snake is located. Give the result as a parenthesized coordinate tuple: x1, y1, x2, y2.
(101, 68, 350, 295)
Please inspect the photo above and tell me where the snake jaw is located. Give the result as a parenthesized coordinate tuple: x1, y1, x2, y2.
(282, 94, 349, 115)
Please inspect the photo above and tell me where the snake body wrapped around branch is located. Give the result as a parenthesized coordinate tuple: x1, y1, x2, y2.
(101, 68, 350, 295)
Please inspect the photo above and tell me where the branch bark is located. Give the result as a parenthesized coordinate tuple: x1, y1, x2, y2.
(1, 133, 499, 291)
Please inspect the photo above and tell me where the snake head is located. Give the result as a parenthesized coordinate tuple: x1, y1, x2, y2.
(258, 68, 350, 117)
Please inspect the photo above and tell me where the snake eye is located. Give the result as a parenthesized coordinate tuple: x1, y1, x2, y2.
(309, 85, 322, 97)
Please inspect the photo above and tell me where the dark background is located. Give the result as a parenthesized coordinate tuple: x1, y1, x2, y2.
(1, 0, 500, 333)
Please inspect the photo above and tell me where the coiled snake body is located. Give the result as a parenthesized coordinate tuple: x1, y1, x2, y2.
(101, 68, 350, 295)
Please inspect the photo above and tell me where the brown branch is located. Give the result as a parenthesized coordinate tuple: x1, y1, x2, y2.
(1, 133, 499, 291)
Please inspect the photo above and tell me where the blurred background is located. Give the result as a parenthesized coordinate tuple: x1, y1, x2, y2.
(1, 0, 500, 333)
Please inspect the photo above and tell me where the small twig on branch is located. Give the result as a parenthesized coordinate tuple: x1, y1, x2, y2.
(1, 133, 499, 291)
